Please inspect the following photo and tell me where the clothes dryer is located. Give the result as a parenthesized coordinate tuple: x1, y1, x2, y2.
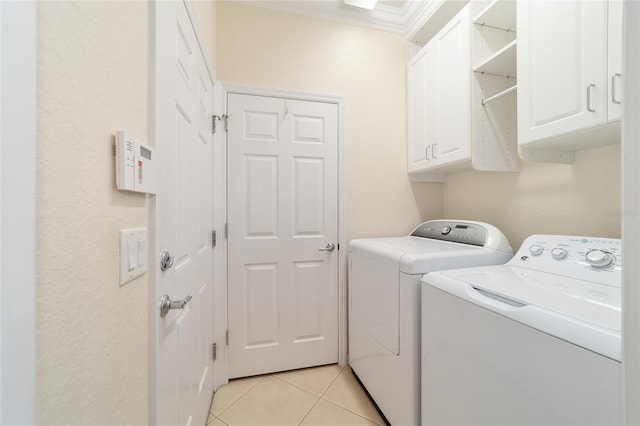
(348, 220, 512, 425)
(422, 234, 622, 425)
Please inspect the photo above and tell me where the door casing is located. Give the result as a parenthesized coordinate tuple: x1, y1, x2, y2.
(0, 1, 36, 423)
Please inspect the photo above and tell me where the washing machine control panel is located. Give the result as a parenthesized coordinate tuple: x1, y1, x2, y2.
(514, 235, 622, 286)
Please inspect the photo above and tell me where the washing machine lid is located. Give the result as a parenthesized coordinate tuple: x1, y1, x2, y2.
(424, 266, 621, 360)
(349, 237, 512, 274)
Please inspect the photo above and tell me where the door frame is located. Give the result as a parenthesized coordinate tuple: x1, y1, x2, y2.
(0, 1, 36, 423)
(149, 0, 217, 422)
(217, 83, 348, 383)
(623, 0, 640, 423)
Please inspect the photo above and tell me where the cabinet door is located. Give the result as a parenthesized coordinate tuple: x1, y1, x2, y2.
(518, 0, 608, 145)
(407, 45, 438, 172)
(608, 0, 623, 121)
(432, 5, 471, 166)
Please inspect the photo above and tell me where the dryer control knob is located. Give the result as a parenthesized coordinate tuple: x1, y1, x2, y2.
(441, 226, 452, 235)
(529, 245, 544, 256)
(551, 248, 568, 260)
(586, 250, 614, 268)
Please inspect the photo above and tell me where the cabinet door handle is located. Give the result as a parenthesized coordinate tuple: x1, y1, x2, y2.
(425, 145, 431, 160)
(612, 73, 622, 104)
(432, 143, 438, 159)
(587, 84, 596, 112)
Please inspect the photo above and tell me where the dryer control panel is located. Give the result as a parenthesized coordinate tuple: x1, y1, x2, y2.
(411, 220, 487, 246)
(410, 220, 513, 254)
(511, 235, 622, 286)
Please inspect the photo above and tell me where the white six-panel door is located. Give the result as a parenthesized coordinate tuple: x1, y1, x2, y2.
(155, 1, 214, 424)
(227, 93, 339, 378)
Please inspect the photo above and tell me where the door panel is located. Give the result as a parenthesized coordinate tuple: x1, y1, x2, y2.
(293, 261, 324, 340)
(245, 262, 279, 348)
(518, 0, 607, 144)
(228, 94, 338, 378)
(155, 1, 214, 425)
(607, 0, 623, 121)
(293, 158, 324, 235)
(407, 50, 430, 171)
(433, 5, 470, 165)
(245, 155, 278, 237)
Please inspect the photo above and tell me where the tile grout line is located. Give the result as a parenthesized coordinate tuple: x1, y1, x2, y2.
(265, 373, 329, 425)
(213, 414, 230, 426)
(213, 364, 364, 425)
(210, 375, 267, 418)
(270, 366, 344, 399)
(319, 364, 347, 399)
(317, 397, 386, 426)
(320, 367, 386, 425)
(296, 394, 323, 425)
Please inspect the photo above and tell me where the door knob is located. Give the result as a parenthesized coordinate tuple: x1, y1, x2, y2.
(319, 243, 336, 252)
(160, 294, 192, 318)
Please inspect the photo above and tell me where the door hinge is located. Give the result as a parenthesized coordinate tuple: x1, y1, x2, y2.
(212, 342, 217, 361)
(212, 114, 228, 134)
(224, 222, 228, 239)
(225, 330, 229, 346)
(212, 230, 217, 248)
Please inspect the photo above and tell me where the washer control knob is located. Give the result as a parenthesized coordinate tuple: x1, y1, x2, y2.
(529, 245, 544, 256)
(551, 248, 568, 260)
(586, 250, 614, 268)
(441, 226, 452, 235)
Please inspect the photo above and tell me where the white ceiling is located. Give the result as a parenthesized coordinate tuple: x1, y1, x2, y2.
(234, 0, 442, 37)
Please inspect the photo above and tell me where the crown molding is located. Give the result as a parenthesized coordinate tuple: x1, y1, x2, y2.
(232, 0, 441, 36)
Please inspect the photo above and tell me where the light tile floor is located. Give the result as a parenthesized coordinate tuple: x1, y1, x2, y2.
(207, 364, 387, 426)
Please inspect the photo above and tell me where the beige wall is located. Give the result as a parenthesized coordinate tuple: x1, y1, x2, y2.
(444, 144, 622, 250)
(36, 1, 217, 423)
(193, 0, 217, 71)
(216, 1, 443, 240)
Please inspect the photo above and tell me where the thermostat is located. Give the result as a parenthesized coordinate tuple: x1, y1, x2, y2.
(115, 130, 156, 194)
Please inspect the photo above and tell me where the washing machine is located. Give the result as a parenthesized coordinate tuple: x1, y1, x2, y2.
(422, 234, 622, 426)
(348, 220, 513, 425)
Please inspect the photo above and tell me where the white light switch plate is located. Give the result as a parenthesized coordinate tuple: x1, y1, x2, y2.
(120, 227, 147, 286)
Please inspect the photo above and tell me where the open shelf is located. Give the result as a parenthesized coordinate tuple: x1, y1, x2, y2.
(473, 0, 517, 32)
(473, 39, 517, 77)
(481, 84, 517, 105)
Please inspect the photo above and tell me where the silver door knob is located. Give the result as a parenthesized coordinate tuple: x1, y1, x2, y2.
(319, 243, 336, 252)
(160, 294, 192, 318)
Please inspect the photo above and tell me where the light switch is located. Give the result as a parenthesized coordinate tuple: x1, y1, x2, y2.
(120, 227, 147, 286)
(138, 238, 146, 267)
(128, 240, 139, 270)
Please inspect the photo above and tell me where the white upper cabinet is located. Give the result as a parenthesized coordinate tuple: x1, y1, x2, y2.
(408, 4, 471, 181)
(408, 1, 520, 182)
(517, 0, 622, 152)
(608, 0, 623, 122)
(434, 8, 472, 167)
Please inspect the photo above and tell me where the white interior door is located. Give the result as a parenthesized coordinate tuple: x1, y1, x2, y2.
(154, 1, 214, 425)
(227, 93, 339, 378)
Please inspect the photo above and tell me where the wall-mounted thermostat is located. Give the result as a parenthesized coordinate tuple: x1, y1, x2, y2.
(115, 130, 156, 194)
